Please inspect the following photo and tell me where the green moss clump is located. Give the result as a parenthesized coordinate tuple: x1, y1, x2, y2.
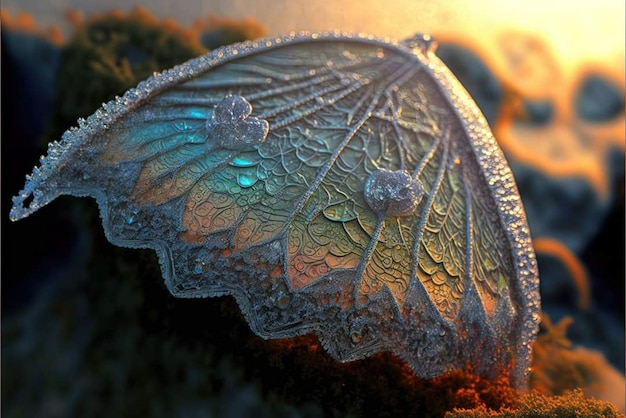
(446, 389, 622, 417)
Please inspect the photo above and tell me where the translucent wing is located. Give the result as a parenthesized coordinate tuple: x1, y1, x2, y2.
(10, 32, 539, 387)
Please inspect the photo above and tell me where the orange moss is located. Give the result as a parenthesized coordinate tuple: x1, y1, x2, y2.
(531, 315, 580, 394)
(529, 314, 625, 413)
(446, 389, 622, 417)
(257, 333, 520, 416)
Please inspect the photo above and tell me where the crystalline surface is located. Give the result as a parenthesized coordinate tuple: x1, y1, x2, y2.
(364, 168, 424, 217)
(10, 32, 540, 387)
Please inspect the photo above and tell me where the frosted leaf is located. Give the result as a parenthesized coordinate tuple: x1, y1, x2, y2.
(10, 32, 540, 388)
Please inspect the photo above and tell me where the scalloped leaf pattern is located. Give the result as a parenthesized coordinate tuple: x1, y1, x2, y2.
(10, 33, 539, 387)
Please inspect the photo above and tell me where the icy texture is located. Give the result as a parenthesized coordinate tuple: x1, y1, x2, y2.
(364, 169, 424, 217)
(10, 32, 540, 387)
(206, 95, 269, 150)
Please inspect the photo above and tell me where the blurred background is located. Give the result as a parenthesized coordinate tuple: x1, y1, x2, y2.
(2, 0, 623, 73)
(2, 1, 624, 416)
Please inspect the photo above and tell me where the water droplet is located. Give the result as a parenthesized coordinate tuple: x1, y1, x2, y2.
(206, 95, 269, 151)
(364, 169, 424, 217)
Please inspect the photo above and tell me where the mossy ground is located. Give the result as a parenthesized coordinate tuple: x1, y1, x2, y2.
(3, 210, 621, 416)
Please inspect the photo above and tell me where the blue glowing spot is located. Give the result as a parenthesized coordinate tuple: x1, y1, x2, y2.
(122, 207, 139, 224)
(189, 108, 208, 120)
(194, 262, 204, 274)
(237, 173, 258, 188)
(230, 155, 258, 167)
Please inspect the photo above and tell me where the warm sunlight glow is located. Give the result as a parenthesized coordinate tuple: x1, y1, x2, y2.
(3, 0, 624, 199)
(3, 0, 624, 77)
